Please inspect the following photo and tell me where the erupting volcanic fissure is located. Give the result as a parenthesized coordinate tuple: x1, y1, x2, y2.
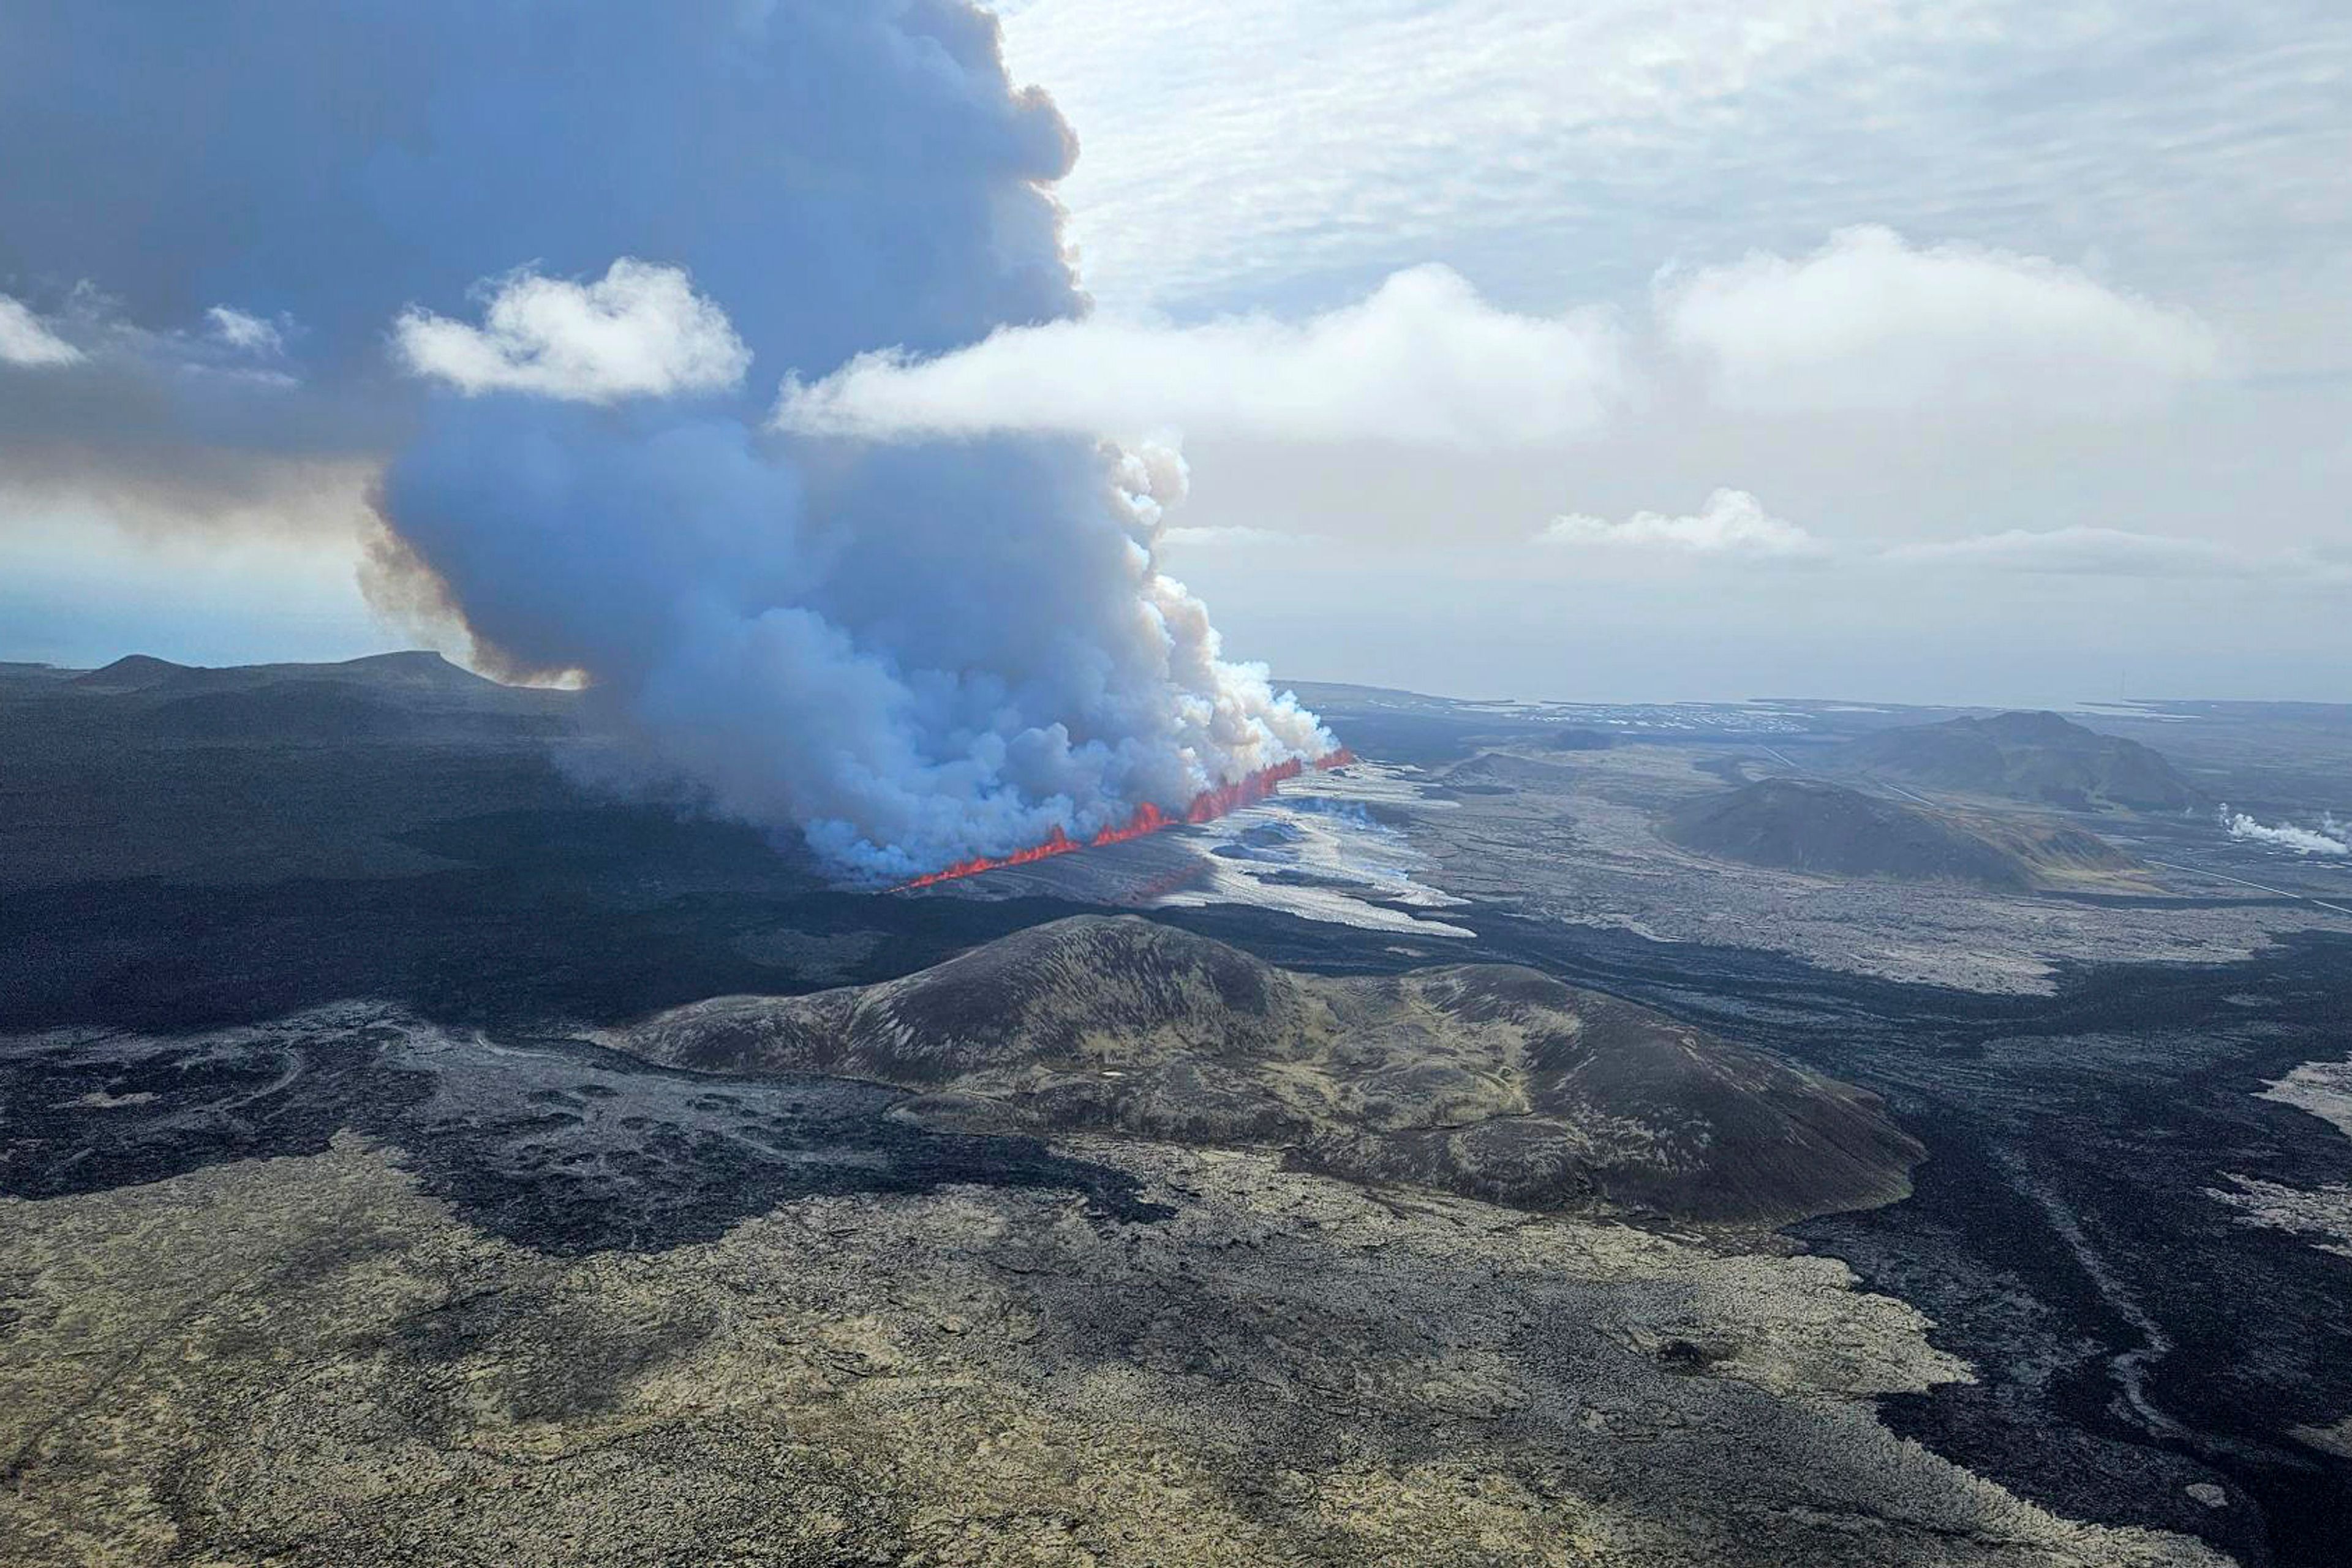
(893, 748, 1355, 891)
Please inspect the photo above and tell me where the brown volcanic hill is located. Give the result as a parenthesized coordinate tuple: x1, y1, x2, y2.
(604, 915, 1922, 1224)
(1843, 709, 2198, 812)
(1666, 777, 2138, 892)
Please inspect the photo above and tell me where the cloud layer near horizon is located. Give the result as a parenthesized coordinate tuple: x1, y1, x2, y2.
(775, 230, 2222, 447)
(990, 0, 2351, 333)
(1537, 489, 1828, 559)
(777, 265, 1625, 447)
(1533, 505, 2351, 588)
(1659, 227, 2225, 415)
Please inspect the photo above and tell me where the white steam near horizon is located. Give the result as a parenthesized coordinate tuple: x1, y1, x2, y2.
(2219, 806, 2350, 857)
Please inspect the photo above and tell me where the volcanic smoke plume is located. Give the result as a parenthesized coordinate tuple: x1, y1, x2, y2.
(0, 0, 1332, 883)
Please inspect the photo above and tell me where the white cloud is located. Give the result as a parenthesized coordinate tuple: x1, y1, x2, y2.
(1659, 226, 2223, 415)
(995, 1, 2351, 342)
(1885, 526, 2351, 584)
(1885, 526, 2240, 576)
(0, 295, 84, 367)
(774, 265, 1624, 448)
(995, 0, 1958, 312)
(1536, 488, 1828, 559)
(206, 306, 284, 356)
(1527, 509, 2351, 584)
(1160, 524, 1325, 547)
(393, 259, 750, 402)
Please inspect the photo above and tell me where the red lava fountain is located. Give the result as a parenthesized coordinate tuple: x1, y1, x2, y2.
(892, 748, 1355, 891)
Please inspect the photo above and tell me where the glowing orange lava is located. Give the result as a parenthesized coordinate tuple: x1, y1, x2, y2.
(892, 747, 1355, 891)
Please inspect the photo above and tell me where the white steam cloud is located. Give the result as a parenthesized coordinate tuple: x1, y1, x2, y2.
(0, 295, 83, 368)
(1536, 489, 1828, 558)
(2219, 806, 2350, 857)
(394, 260, 753, 404)
(1659, 225, 2223, 415)
(775, 264, 1624, 448)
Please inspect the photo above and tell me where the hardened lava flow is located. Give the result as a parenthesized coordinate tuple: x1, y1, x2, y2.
(892, 748, 1355, 891)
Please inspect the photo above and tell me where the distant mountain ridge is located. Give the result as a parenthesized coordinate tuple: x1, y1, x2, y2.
(1, 649, 590, 891)
(71, 650, 497, 695)
(605, 915, 1923, 1224)
(1842, 709, 2199, 812)
(45, 652, 557, 748)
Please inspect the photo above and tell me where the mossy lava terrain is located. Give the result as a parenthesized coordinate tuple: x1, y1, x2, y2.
(3, 1125, 2220, 1568)
(0, 926, 2201, 1568)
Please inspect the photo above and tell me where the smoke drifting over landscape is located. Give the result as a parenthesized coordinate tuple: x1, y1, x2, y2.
(2220, 807, 2351, 857)
(0, 0, 1330, 880)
